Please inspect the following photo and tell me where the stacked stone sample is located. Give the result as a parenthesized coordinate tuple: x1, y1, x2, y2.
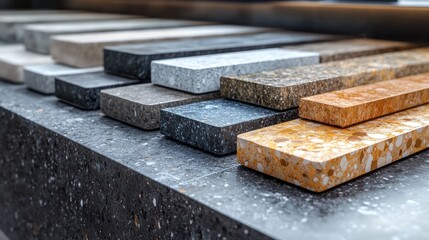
(55, 72, 139, 110)
(152, 49, 319, 94)
(51, 25, 275, 68)
(299, 73, 429, 127)
(104, 32, 338, 80)
(100, 84, 219, 130)
(221, 48, 429, 110)
(24, 64, 103, 94)
(160, 99, 298, 155)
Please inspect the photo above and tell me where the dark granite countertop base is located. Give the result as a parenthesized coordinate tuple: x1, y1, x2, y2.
(1, 81, 429, 240)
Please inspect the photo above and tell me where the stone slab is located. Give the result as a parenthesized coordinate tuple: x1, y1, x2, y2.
(55, 72, 139, 110)
(24, 18, 211, 54)
(284, 38, 415, 62)
(51, 25, 275, 68)
(221, 47, 429, 110)
(100, 84, 219, 130)
(160, 99, 298, 155)
(152, 48, 319, 94)
(0, 46, 53, 83)
(104, 31, 339, 80)
(238, 103, 429, 192)
(24, 64, 103, 94)
(300, 73, 429, 127)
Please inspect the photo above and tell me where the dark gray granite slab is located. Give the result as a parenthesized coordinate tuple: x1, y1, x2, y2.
(160, 99, 298, 155)
(104, 31, 339, 81)
(100, 84, 219, 130)
(55, 72, 139, 110)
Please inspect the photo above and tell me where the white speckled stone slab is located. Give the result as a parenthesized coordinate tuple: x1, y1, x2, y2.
(151, 48, 319, 94)
(24, 64, 103, 94)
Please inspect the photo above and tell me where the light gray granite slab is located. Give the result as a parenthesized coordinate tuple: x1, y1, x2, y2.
(24, 64, 103, 94)
(151, 48, 319, 94)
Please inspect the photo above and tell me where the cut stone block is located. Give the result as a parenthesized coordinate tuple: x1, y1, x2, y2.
(24, 18, 210, 54)
(284, 38, 415, 62)
(0, 12, 134, 43)
(24, 64, 103, 94)
(55, 72, 139, 110)
(221, 48, 429, 110)
(100, 84, 219, 130)
(51, 25, 275, 68)
(0, 46, 53, 83)
(104, 31, 339, 80)
(160, 99, 298, 155)
(300, 73, 429, 127)
(237, 104, 429, 192)
(152, 48, 319, 94)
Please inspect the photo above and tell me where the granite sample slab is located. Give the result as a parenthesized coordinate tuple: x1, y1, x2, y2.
(0, 12, 134, 43)
(0, 46, 53, 83)
(284, 38, 415, 62)
(51, 25, 275, 68)
(24, 18, 211, 54)
(152, 48, 319, 94)
(160, 99, 298, 155)
(300, 73, 429, 127)
(55, 72, 139, 110)
(104, 31, 339, 80)
(24, 64, 103, 94)
(238, 104, 429, 192)
(221, 48, 429, 110)
(100, 84, 219, 130)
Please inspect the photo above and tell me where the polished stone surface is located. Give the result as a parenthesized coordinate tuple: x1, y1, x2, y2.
(221, 48, 429, 110)
(24, 18, 210, 54)
(55, 72, 139, 110)
(24, 64, 103, 94)
(300, 73, 429, 127)
(152, 49, 319, 94)
(51, 25, 275, 68)
(104, 31, 338, 80)
(160, 99, 298, 155)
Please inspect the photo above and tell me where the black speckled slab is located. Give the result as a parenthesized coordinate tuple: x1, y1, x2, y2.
(160, 99, 298, 155)
(55, 72, 139, 110)
(104, 31, 339, 81)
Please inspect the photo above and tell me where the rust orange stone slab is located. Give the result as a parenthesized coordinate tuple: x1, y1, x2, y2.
(237, 104, 429, 192)
(299, 73, 429, 127)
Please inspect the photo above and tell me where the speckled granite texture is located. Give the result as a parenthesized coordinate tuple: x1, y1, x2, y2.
(55, 72, 139, 110)
(300, 73, 429, 127)
(25, 64, 102, 94)
(51, 25, 274, 68)
(100, 84, 219, 130)
(221, 47, 429, 110)
(104, 32, 338, 81)
(152, 48, 319, 94)
(160, 99, 298, 155)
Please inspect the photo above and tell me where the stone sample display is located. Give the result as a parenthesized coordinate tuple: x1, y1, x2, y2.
(24, 18, 210, 54)
(221, 48, 429, 110)
(152, 49, 319, 94)
(24, 64, 103, 94)
(51, 25, 275, 68)
(0, 46, 53, 83)
(104, 31, 338, 80)
(100, 84, 219, 130)
(284, 38, 415, 62)
(238, 104, 429, 192)
(160, 99, 298, 155)
(299, 73, 429, 127)
(55, 72, 139, 110)
(0, 12, 134, 42)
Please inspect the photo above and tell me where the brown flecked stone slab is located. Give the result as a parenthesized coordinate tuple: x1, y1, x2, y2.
(299, 73, 429, 127)
(283, 38, 415, 62)
(221, 48, 429, 110)
(51, 25, 275, 68)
